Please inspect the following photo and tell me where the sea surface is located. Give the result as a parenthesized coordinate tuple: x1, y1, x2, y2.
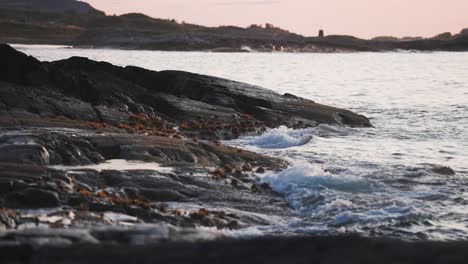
(14, 45, 468, 240)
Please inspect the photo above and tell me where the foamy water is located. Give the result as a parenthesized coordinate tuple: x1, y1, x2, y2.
(229, 125, 468, 240)
(14, 45, 468, 240)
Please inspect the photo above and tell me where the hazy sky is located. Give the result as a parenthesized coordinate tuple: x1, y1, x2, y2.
(83, 0, 468, 38)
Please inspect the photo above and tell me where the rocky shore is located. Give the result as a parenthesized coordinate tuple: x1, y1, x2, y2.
(0, 42, 368, 238)
(2, 44, 465, 263)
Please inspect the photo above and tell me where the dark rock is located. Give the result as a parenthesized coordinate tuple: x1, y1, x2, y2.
(0, 136, 50, 165)
(0, 133, 288, 227)
(0, 163, 48, 182)
(0, 44, 44, 85)
(283, 93, 305, 101)
(0, 180, 12, 194)
(6, 188, 59, 208)
(0, 208, 18, 229)
(0, 44, 372, 140)
(0, 133, 104, 166)
(242, 162, 253, 171)
(431, 166, 456, 175)
(139, 188, 187, 202)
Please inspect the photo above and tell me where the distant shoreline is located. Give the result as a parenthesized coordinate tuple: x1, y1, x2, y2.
(9, 43, 467, 54)
(1, 5, 467, 53)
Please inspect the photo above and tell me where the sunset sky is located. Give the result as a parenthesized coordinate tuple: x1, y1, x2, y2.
(83, 0, 468, 39)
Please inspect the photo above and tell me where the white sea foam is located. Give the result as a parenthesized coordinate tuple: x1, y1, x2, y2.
(227, 125, 357, 152)
(257, 161, 373, 217)
(257, 161, 427, 228)
(248, 126, 313, 148)
(262, 161, 373, 195)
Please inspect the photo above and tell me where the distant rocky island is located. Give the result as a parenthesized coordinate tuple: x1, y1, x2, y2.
(0, 0, 467, 52)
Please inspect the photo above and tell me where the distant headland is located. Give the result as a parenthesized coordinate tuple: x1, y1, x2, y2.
(1, 0, 467, 52)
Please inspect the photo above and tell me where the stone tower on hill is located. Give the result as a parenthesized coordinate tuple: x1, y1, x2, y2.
(318, 30, 324, 38)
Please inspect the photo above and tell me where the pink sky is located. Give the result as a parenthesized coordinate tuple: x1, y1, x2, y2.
(83, 0, 468, 38)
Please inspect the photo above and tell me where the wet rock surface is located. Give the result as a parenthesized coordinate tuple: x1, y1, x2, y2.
(0, 129, 289, 230)
(0, 43, 372, 136)
(0, 44, 377, 261)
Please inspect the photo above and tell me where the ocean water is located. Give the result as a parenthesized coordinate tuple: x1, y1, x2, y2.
(14, 45, 468, 240)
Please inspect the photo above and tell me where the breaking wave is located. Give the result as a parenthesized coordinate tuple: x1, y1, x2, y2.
(248, 126, 313, 148)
